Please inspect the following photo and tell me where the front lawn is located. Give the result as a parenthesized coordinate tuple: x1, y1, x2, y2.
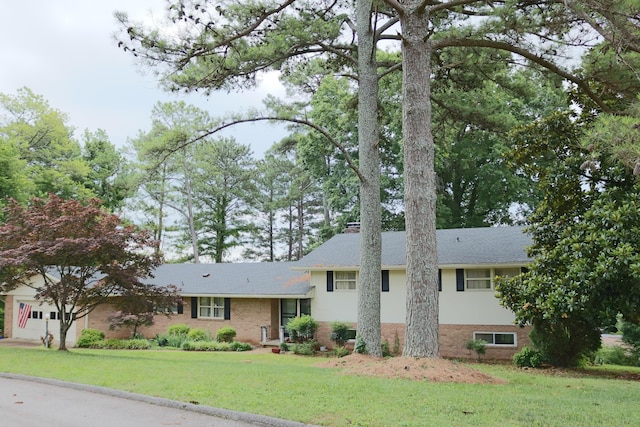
(1, 347, 639, 426)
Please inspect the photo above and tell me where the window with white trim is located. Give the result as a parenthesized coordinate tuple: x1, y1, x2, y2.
(335, 271, 357, 290)
(466, 267, 520, 290)
(198, 297, 225, 318)
(474, 332, 517, 346)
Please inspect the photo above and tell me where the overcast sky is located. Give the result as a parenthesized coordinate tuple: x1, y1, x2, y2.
(0, 1, 288, 158)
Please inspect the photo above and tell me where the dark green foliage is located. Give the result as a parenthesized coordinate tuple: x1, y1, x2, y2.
(498, 107, 640, 367)
(75, 329, 105, 348)
(186, 328, 208, 342)
(354, 336, 367, 354)
(329, 322, 350, 347)
(621, 321, 640, 364)
(528, 322, 600, 368)
(216, 326, 237, 343)
(285, 315, 318, 342)
(513, 346, 544, 368)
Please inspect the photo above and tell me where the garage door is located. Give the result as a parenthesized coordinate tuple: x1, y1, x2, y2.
(13, 301, 76, 343)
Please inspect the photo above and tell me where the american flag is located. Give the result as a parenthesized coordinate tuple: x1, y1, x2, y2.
(17, 303, 32, 328)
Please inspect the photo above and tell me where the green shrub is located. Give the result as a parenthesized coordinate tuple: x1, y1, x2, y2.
(329, 322, 351, 347)
(76, 328, 105, 348)
(286, 315, 318, 342)
(528, 321, 600, 367)
(465, 339, 487, 360)
(229, 341, 253, 351)
(334, 346, 350, 358)
(167, 324, 190, 336)
(86, 338, 151, 350)
(216, 326, 237, 343)
(164, 333, 187, 348)
(187, 328, 209, 342)
(513, 346, 544, 368)
(593, 345, 637, 366)
(354, 336, 367, 354)
(381, 340, 391, 357)
(182, 340, 252, 352)
(292, 340, 317, 356)
(154, 334, 169, 347)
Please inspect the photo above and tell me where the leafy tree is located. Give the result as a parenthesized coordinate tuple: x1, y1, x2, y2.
(116, 0, 640, 358)
(247, 140, 324, 261)
(107, 284, 180, 338)
(0, 137, 31, 217)
(82, 129, 134, 212)
(0, 194, 171, 351)
(128, 101, 215, 262)
(193, 138, 257, 262)
(116, 0, 388, 356)
(498, 104, 640, 366)
(0, 88, 93, 201)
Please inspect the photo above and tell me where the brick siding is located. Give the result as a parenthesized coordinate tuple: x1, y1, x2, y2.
(316, 321, 531, 360)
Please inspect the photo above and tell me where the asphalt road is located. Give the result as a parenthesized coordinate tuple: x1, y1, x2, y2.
(0, 373, 313, 427)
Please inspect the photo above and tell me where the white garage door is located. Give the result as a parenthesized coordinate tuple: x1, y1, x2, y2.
(13, 301, 76, 344)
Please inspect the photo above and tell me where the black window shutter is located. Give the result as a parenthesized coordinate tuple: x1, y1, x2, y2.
(327, 271, 334, 292)
(224, 298, 231, 320)
(438, 269, 442, 292)
(381, 270, 390, 292)
(191, 297, 198, 318)
(456, 269, 465, 292)
(177, 301, 184, 315)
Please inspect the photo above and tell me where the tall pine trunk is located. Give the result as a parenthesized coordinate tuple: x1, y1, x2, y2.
(400, 5, 439, 357)
(356, 0, 382, 356)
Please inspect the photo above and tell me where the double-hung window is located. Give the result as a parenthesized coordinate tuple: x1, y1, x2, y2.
(199, 297, 225, 318)
(465, 267, 520, 290)
(335, 271, 357, 290)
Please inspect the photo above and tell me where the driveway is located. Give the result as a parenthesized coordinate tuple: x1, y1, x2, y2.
(0, 373, 313, 427)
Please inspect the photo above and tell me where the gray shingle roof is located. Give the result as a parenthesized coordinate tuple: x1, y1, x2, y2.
(146, 262, 312, 297)
(296, 226, 531, 269)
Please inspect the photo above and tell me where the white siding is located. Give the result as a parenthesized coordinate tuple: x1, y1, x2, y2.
(310, 267, 517, 326)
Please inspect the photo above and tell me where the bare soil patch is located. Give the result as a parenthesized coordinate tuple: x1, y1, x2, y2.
(316, 353, 506, 384)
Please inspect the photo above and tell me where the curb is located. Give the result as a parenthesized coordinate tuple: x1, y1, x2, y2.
(0, 372, 317, 427)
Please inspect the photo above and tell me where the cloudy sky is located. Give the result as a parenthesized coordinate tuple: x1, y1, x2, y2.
(0, 1, 288, 157)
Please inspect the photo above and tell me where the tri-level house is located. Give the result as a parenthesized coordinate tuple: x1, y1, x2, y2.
(2, 226, 531, 358)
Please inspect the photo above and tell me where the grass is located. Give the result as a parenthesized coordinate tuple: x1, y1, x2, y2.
(1, 347, 640, 426)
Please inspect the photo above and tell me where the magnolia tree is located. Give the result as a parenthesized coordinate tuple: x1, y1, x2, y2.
(0, 194, 178, 350)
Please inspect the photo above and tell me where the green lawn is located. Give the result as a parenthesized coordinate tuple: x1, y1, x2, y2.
(1, 347, 639, 426)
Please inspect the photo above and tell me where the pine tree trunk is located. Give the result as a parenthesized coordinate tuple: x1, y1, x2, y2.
(356, 0, 382, 357)
(401, 5, 439, 357)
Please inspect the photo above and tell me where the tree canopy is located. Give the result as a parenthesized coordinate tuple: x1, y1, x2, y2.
(498, 102, 640, 366)
(0, 194, 175, 350)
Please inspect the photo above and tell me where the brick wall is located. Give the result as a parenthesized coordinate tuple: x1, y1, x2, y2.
(315, 321, 531, 360)
(85, 297, 275, 345)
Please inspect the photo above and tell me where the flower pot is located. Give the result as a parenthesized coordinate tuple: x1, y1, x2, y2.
(271, 348, 281, 354)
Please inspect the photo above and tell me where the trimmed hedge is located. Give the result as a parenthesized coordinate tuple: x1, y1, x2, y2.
(88, 339, 152, 350)
(182, 341, 252, 352)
